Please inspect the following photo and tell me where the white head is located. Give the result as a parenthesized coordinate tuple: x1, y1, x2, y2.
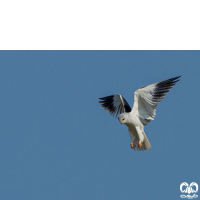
(118, 113, 129, 124)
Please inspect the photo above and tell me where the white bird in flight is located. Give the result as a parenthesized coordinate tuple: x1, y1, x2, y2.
(99, 76, 181, 151)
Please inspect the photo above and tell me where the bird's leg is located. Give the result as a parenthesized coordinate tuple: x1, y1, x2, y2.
(136, 127, 144, 148)
(130, 142, 136, 148)
(138, 141, 142, 148)
(128, 128, 136, 149)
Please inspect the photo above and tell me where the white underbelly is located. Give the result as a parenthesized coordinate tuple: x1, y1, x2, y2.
(125, 114, 141, 129)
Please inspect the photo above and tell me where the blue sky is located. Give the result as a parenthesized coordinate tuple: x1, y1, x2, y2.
(0, 51, 199, 200)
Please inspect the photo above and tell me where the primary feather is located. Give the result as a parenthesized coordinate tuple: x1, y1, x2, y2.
(99, 94, 131, 118)
(132, 76, 181, 124)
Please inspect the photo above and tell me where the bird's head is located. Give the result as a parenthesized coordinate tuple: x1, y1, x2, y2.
(118, 113, 128, 124)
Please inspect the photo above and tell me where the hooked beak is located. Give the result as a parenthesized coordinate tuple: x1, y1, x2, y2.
(120, 119, 125, 124)
(118, 117, 124, 124)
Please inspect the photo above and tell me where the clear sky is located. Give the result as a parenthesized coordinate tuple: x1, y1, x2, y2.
(0, 51, 199, 200)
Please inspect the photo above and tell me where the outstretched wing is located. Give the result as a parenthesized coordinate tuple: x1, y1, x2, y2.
(99, 94, 131, 118)
(132, 76, 181, 125)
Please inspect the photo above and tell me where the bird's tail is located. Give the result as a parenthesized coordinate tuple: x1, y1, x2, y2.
(142, 131, 151, 150)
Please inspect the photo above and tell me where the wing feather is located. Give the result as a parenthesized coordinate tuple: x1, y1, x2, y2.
(132, 76, 181, 125)
(99, 94, 131, 118)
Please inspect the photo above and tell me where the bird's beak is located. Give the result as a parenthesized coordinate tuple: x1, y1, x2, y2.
(120, 119, 124, 124)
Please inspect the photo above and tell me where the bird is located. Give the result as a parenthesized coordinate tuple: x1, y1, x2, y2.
(99, 76, 181, 151)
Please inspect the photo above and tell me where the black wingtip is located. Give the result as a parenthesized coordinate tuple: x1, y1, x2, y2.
(174, 75, 181, 80)
(158, 76, 181, 86)
(169, 75, 181, 80)
(172, 75, 181, 83)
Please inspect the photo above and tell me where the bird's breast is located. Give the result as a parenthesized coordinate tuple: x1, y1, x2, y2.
(124, 114, 141, 129)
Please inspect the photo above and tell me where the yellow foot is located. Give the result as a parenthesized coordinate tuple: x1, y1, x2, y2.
(130, 142, 136, 148)
(138, 141, 142, 148)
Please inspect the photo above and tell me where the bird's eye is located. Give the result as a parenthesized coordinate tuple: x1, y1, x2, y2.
(123, 118, 124, 120)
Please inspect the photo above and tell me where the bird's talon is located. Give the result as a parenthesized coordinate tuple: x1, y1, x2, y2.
(138, 141, 142, 148)
(130, 142, 136, 148)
